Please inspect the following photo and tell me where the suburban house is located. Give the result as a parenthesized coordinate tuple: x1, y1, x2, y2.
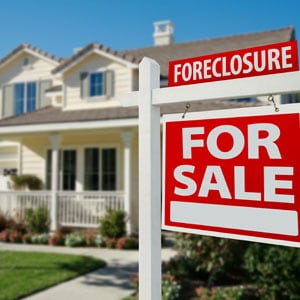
(0, 21, 297, 233)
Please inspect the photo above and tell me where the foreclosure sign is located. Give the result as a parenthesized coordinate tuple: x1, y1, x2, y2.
(162, 104, 300, 246)
(168, 41, 299, 87)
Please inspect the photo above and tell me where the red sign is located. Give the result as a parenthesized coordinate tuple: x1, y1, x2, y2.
(168, 41, 299, 87)
(162, 105, 300, 246)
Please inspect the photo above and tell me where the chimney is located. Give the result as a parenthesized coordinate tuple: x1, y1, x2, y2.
(153, 20, 174, 46)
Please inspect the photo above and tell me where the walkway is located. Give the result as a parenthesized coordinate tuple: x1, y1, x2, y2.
(0, 242, 176, 300)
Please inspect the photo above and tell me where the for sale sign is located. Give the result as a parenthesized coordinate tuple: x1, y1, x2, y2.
(168, 41, 299, 87)
(162, 104, 300, 246)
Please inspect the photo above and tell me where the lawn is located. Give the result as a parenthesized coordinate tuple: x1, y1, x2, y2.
(0, 251, 106, 300)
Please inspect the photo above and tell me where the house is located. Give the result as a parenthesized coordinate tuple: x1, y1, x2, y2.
(0, 21, 296, 233)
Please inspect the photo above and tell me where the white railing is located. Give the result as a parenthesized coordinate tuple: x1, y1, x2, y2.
(0, 191, 51, 219)
(0, 191, 125, 228)
(57, 191, 124, 227)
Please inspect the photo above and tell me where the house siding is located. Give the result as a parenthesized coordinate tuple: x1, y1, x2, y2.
(0, 53, 58, 118)
(63, 54, 132, 110)
(21, 138, 47, 183)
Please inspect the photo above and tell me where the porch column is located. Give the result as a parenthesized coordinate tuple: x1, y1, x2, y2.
(49, 135, 61, 231)
(121, 131, 133, 234)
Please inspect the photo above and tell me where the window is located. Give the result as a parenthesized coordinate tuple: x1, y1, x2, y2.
(46, 149, 76, 191)
(27, 82, 37, 112)
(62, 150, 76, 191)
(13, 82, 37, 115)
(80, 70, 114, 99)
(14, 83, 24, 115)
(102, 148, 116, 190)
(84, 148, 117, 191)
(90, 72, 104, 97)
(84, 148, 99, 190)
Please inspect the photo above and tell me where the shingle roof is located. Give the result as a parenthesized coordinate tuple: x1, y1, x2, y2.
(52, 42, 138, 74)
(120, 27, 295, 76)
(0, 43, 64, 69)
(51, 27, 294, 77)
(0, 100, 265, 128)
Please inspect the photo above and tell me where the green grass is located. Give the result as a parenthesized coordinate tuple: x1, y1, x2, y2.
(0, 251, 106, 300)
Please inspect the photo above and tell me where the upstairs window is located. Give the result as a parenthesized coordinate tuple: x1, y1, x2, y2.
(90, 72, 104, 96)
(80, 70, 114, 100)
(13, 82, 37, 116)
(2, 80, 51, 118)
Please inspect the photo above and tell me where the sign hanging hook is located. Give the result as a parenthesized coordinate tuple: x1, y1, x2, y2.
(268, 95, 279, 112)
(182, 103, 191, 119)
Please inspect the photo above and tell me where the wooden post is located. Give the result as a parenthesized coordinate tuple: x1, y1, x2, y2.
(138, 57, 161, 300)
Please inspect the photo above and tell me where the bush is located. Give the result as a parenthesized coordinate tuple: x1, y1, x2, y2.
(116, 236, 138, 250)
(25, 207, 50, 234)
(0, 212, 7, 231)
(94, 234, 106, 247)
(195, 285, 249, 300)
(131, 273, 181, 300)
(22, 232, 33, 244)
(48, 230, 65, 246)
(162, 273, 181, 300)
(99, 209, 126, 239)
(31, 233, 49, 244)
(65, 232, 86, 247)
(244, 243, 300, 299)
(0, 229, 11, 242)
(10, 174, 43, 190)
(172, 233, 247, 285)
(8, 230, 23, 243)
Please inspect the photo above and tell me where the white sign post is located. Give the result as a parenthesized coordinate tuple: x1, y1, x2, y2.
(121, 56, 300, 300)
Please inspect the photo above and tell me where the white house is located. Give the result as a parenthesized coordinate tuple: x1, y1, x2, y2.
(0, 21, 296, 232)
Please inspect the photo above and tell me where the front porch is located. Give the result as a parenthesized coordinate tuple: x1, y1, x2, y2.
(0, 190, 124, 228)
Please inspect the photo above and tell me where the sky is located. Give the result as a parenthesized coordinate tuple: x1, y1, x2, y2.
(1, 0, 300, 59)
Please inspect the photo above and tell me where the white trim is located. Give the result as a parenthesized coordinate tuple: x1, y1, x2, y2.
(0, 118, 138, 134)
(120, 70, 300, 107)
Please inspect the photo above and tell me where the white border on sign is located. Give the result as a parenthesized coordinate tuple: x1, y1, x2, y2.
(162, 102, 300, 248)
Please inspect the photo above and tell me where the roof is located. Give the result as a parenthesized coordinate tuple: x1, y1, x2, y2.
(120, 27, 295, 76)
(52, 42, 139, 74)
(0, 43, 64, 69)
(51, 27, 294, 77)
(0, 100, 265, 128)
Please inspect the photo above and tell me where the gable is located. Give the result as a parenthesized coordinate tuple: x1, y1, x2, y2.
(0, 52, 56, 84)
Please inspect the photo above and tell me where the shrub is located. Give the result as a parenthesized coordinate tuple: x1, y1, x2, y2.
(0, 229, 11, 242)
(196, 285, 248, 300)
(31, 233, 49, 244)
(0, 212, 7, 231)
(8, 230, 23, 243)
(105, 237, 117, 249)
(99, 209, 126, 239)
(94, 234, 106, 247)
(65, 232, 86, 247)
(244, 243, 300, 299)
(162, 273, 181, 300)
(85, 229, 97, 246)
(10, 174, 43, 190)
(48, 230, 65, 246)
(25, 207, 50, 234)
(131, 273, 181, 300)
(116, 236, 138, 250)
(22, 232, 33, 244)
(172, 233, 247, 285)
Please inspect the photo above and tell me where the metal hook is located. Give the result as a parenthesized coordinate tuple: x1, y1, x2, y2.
(268, 95, 279, 112)
(182, 103, 190, 119)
